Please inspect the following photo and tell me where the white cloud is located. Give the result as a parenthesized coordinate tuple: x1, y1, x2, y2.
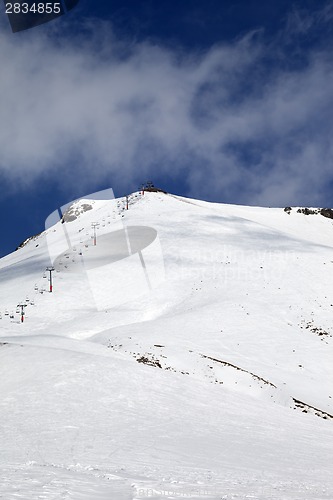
(0, 11, 333, 206)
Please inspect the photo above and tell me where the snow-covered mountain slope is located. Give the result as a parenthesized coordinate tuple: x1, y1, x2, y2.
(1, 191, 333, 499)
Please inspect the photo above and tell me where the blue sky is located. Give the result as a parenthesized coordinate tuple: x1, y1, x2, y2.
(0, 0, 333, 257)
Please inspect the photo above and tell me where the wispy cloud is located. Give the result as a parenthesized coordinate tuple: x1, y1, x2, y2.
(0, 6, 333, 206)
(284, 2, 333, 37)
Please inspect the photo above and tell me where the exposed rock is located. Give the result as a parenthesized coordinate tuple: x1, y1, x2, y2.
(320, 208, 333, 219)
(61, 203, 93, 223)
(136, 355, 162, 368)
(15, 233, 41, 251)
(292, 206, 333, 219)
(297, 207, 317, 215)
(293, 398, 333, 420)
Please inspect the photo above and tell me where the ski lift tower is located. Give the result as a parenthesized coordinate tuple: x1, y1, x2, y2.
(91, 222, 100, 246)
(46, 266, 55, 292)
(17, 303, 27, 323)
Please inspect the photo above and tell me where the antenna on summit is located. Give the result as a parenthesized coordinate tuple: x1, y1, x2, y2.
(142, 182, 167, 194)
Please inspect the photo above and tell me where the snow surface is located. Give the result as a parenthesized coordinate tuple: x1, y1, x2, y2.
(0, 191, 333, 499)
